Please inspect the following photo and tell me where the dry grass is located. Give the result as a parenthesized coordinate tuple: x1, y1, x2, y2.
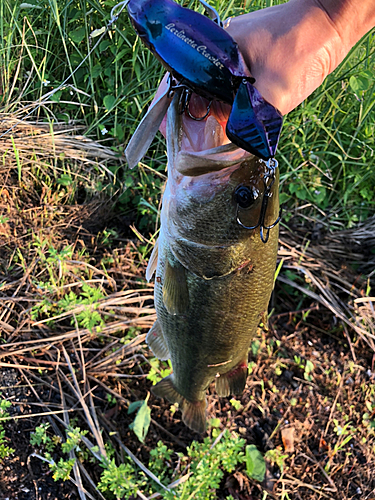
(0, 115, 374, 499)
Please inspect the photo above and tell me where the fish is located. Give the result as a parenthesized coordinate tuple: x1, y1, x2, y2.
(145, 89, 280, 433)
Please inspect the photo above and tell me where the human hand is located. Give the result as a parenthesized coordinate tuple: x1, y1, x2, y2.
(225, 0, 374, 115)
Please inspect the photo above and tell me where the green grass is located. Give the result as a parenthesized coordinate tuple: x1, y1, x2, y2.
(1, 1, 375, 499)
(279, 34, 375, 226)
(1, 0, 374, 231)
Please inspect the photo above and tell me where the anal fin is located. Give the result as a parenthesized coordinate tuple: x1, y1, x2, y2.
(146, 320, 169, 361)
(146, 239, 159, 282)
(215, 361, 248, 397)
(152, 375, 206, 433)
(163, 260, 189, 315)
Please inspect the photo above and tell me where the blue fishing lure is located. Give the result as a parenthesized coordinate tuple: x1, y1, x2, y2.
(124, 0, 283, 161)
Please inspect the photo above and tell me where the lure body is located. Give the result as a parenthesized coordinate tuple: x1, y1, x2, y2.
(126, 0, 283, 161)
(127, 0, 251, 103)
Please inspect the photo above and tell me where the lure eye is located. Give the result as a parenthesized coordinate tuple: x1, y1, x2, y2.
(234, 186, 257, 208)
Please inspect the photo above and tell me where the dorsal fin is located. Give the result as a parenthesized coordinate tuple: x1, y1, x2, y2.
(146, 239, 159, 282)
(125, 87, 171, 169)
(163, 259, 189, 315)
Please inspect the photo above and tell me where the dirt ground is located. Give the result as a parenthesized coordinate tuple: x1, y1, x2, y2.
(0, 120, 374, 499)
(1, 216, 374, 499)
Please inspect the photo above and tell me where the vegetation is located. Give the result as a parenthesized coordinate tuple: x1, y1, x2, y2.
(0, 0, 374, 498)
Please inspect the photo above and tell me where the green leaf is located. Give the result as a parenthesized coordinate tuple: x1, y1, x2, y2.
(50, 90, 62, 103)
(103, 95, 116, 112)
(20, 2, 42, 8)
(90, 26, 106, 38)
(91, 64, 102, 79)
(279, 192, 291, 204)
(349, 73, 371, 94)
(99, 40, 111, 52)
(309, 185, 326, 205)
(243, 445, 266, 482)
(127, 400, 143, 414)
(305, 360, 314, 373)
(129, 397, 151, 443)
(210, 418, 221, 428)
(69, 27, 86, 44)
(57, 174, 73, 186)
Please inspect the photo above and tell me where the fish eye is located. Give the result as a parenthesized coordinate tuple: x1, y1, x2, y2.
(234, 185, 258, 209)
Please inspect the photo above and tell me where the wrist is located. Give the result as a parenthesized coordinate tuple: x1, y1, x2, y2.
(307, 0, 375, 68)
(312, 0, 375, 50)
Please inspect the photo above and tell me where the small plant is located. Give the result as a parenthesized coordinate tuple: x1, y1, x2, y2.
(62, 427, 88, 454)
(30, 423, 58, 453)
(304, 360, 315, 381)
(265, 447, 288, 474)
(128, 395, 151, 443)
(106, 393, 117, 406)
(164, 430, 246, 500)
(148, 441, 173, 482)
(0, 398, 14, 461)
(31, 283, 107, 332)
(97, 458, 142, 497)
(146, 358, 173, 385)
(48, 457, 76, 481)
(230, 398, 243, 411)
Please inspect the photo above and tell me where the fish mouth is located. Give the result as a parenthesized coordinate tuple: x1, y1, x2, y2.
(179, 95, 232, 153)
(164, 91, 252, 176)
(161, 93, 232, 153)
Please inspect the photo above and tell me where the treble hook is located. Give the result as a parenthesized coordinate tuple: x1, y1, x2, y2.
(236, 159, 282, 243)
(178, 88, 212, 121)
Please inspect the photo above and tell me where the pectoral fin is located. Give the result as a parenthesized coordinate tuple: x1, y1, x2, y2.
(163, 259, 189, 315)
(152, 375, 207, 433)
(146, 239, 159, 282)
(125, 87, 171, 169)
(146, 320, 169, 361)
(215, 361, 248, 397)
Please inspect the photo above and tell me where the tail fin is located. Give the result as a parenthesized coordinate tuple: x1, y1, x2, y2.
(215, 361, 248, 397)
(181, 399, 207, 434)
(152, 375, 207, 433)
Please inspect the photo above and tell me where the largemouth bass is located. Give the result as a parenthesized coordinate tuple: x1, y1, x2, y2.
(146, 90, 279, 433)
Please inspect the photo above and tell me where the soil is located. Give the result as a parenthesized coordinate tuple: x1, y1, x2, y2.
(1, 301, 374, 499)
(0, 145, 374, 499)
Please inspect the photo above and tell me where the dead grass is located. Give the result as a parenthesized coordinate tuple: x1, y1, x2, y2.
(0, 115, 374, 499)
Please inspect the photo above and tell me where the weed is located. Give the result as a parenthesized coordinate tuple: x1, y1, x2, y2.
(48, 457, 77, 482)
(230, 398, 243, 411)
(30, 423, 58, 453)
(30, 422, 248, 499)
(146, 357, 173, 385)
(0, 397, 15, 461)
(265, 448, 288, 474)
(165, 430, 246, 499)
(98, 458, 142, 497)
(128, 395, 151, 444)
